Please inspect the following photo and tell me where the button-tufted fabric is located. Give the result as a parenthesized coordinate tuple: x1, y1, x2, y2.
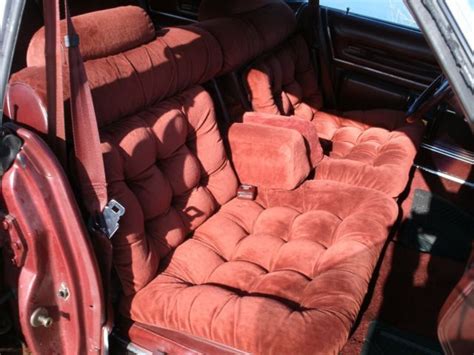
(245, 35, 324, 119)
(314, 110, 423, 196)
(196, 0, 424, 197)
(242, 34, 424, 197)
(102, 86, 238, 295)
(9, 6, 399, 353)
(125, 180, 398, 354)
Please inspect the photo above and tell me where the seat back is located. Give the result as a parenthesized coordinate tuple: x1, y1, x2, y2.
(5, 6, 238, 296)
(197, 0, 297, 75)
(244, 35, 323, 120)
(197, 0, 323, 119)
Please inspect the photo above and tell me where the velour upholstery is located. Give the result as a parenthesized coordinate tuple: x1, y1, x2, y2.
(196, 1, 296, 74)
(243, 36, 424, 197)
(7, 24, 223, 132)
(228, 122, 310, 190)
(9, 5, 400, 354)
(245, 34, 324, 119)
(27, 6, 156, 67)
(313, 110, 422, 196)
(103, 85, 238, 295)
(199, 0, 282, 20)
(124, 180, 398, 354)
(244, 31, 426, 197)
(242, 112, 324, 168)
(199, 0, 425, 197)
(242, 32, 425, 197)
(8, 7, 230, 295)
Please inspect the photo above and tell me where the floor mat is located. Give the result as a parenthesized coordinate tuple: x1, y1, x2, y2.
(399, 189, 474, 261)
(361, 321, 443, 355)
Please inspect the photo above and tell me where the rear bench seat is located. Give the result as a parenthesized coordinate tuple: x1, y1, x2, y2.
(5, 6, 398, 354)
(197, 0, 426, 198)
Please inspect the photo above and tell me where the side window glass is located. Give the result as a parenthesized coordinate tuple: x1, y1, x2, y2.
(319, 0, 419, 29)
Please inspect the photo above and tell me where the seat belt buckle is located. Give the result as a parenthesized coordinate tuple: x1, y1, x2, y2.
(90, 199, 125, 239)
(237, 184, 257, 200)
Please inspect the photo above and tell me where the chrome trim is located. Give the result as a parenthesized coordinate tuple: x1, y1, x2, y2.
(154, 11, 197, 23)
(414, 164, 474, 188)
(420, 143, 474, 165)
(332, 57, 429, 90)
(126, 343, 156, 355)
(109, 331, 156, 355)
(102, 326, 110, 355)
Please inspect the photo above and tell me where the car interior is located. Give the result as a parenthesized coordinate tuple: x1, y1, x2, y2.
(0, 0, 473, 354)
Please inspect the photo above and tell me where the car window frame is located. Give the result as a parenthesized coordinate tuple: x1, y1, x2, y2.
(405, 0, 474, 130)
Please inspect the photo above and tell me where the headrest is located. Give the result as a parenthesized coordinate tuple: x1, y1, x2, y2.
(27, 6, 156, 67)
(6, 25, 223, 131)
(195, 0, 296, 74)
(198, 0, 280, 21)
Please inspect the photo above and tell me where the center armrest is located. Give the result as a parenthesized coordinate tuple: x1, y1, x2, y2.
(228, 122, 311, 190)
(242, 112, 324, 167)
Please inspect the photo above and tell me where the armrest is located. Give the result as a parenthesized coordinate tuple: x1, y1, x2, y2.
(243, 112, 324, 167)
(228, 122, 311, 190)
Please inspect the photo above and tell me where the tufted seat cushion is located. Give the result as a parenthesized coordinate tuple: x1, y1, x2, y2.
(313, 110, 423, 196)
(242, 33, 424, 197)
(314, 109, 425, 144)
(102, 86, 238, 295)
(125, 180, 398, 354)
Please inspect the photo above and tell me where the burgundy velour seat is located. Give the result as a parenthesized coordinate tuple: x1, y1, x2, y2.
(197, 0, 425, 198)
(6, 6, 398, 354)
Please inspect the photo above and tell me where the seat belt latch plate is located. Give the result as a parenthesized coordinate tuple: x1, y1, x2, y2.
(101, 199, 125, 239)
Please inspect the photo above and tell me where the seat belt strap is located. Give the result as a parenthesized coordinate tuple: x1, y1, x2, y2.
(42, 0, 67, 168)
(62, 1, 125, 238)
(63, 3, 107, 215)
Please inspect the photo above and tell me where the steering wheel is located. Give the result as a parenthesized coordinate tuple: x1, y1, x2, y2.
(405, 74, 452, 123)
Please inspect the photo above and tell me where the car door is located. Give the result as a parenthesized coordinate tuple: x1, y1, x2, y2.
(1, 125, 107, 354)
(324, 6, 441, 112)
(314, 0, 442, 113)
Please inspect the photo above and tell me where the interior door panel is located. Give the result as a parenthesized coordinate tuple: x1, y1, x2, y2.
(1, 125, 105, 354)
(324, 8, 442, 111)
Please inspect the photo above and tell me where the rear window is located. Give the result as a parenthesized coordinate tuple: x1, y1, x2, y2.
(320, 0, 419, 29)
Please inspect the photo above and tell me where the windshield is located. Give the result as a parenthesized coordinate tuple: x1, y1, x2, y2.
(0, 0, 25, 118)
